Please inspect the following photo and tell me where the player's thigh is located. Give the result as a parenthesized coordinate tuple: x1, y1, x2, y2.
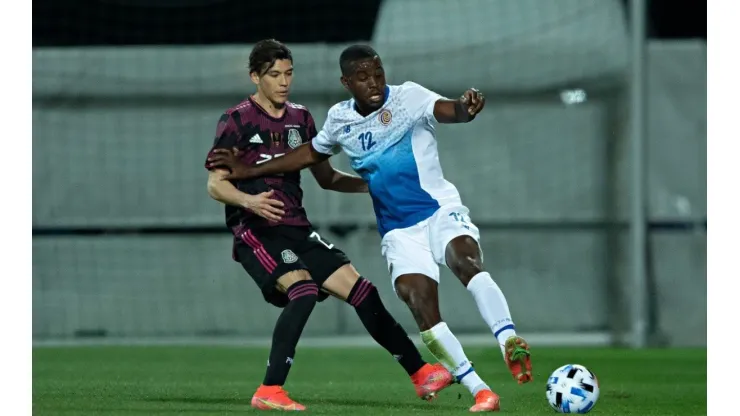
(233, 228, 311, 307)
(428, 204, 483, 267)
(294, 229, 355, 299)
(320, 264, 363, 301)
(274, 269, 313, 293)
(381, 224, 440, 292)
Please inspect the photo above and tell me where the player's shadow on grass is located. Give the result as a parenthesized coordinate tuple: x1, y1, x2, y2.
(145, 397, 252, 406)
(147, 396, 462, 410)
(307, 397, 462, 410)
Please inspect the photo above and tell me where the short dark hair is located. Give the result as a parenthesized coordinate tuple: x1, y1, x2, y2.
(249, 39, 292, 75)
(339, 45, 379, 76)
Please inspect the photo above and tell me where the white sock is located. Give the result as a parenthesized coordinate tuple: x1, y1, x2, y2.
(466, 272, 517, 356)
(420, 322, 490, 396)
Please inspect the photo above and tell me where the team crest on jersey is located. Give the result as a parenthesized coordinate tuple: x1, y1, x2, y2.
(379, 109, 392, 126)
(287, 129, 302, 149)
(281, 249, 298, 264)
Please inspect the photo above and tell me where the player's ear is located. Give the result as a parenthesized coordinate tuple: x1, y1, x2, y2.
(249, 71, 260, 86)
(340, 76, 350, 91)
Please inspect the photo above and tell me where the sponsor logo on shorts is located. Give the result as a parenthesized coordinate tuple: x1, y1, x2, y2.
(281, 249, 299, 264)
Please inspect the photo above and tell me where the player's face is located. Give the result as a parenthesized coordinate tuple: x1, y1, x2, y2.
(252, 59, 294, 106)
(342, 57, 387, 112)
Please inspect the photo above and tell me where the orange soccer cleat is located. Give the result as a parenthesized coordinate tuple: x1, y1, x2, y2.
(504, 336, 533, 384)
(410, 363, 454, 401)
(469, 389, 501, 412)
(250, 384, 306, 411)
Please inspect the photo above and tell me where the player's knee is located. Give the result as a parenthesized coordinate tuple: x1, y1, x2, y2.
(449, 257, 484, 286)
(445, 236, 484, 286)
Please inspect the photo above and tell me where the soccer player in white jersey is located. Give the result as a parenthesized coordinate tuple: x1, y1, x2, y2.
(208, 45, 533, 412)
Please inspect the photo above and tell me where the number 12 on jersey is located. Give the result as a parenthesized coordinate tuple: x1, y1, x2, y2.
(358, 131, 376, 151)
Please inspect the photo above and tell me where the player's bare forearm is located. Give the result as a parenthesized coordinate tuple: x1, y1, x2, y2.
(206, 169, 286, 221)
(329, 171, 369, 193)
(239, 142, 328, 180)
(433, 89, 485, 124)
(206, 169, 250, 207)
(433, 99, 474, 123)
(310, 161, 368, 193)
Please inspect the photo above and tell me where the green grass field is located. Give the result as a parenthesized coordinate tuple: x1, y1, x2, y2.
(33, 346, 706, 415)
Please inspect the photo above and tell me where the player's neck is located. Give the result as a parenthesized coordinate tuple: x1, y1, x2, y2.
(353, 102, 375, 117)
(251, 92, 286, 119)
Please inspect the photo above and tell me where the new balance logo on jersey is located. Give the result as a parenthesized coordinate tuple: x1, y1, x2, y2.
(249, 134, 263, 144)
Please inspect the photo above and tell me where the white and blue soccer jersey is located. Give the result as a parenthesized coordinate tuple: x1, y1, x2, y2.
(312, 82, 463, 237)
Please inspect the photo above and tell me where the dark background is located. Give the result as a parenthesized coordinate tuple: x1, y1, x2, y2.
(33, 0, 705, 47)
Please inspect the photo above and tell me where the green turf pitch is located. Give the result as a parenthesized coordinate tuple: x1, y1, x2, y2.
(33, 346, 706, 415)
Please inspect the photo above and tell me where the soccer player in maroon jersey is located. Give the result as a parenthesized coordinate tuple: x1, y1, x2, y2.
(204, 39, 452, 411)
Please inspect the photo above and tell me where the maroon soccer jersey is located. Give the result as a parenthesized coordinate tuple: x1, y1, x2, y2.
(205, 97, 317, 230)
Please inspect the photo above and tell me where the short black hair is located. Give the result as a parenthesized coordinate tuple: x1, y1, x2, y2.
(249, 39, 292, 75)
(339, 45, 379, 76)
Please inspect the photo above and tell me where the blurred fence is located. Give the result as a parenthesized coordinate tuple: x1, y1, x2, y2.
(32, 0, 706, 346)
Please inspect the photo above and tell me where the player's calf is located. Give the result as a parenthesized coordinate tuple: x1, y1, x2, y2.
(347, 277, 454, 400)
(250, 277, 317, 410)
(345, 276, 427, 376)
(444, 235, 532, 382)
(394, 273, 443, 331)
(324, 267, 453, 399)
(262, 277, 319, 387)
(395, 274, 493, 402)
(347, 278, 455, 399)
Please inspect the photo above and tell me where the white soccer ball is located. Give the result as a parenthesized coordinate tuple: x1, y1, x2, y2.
(545, 364, 600, 413)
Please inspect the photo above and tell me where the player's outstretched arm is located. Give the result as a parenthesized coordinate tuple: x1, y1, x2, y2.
(433, 88, 486, 124)
(207, 142, 329, 180)
(206, 169, 285, 221)
(309, 160, 369, 193)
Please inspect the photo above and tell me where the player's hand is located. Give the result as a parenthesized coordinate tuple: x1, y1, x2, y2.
(460, 88, 485, 118)
(241, 190, 285, 222)
(206, 147, 254, 180)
